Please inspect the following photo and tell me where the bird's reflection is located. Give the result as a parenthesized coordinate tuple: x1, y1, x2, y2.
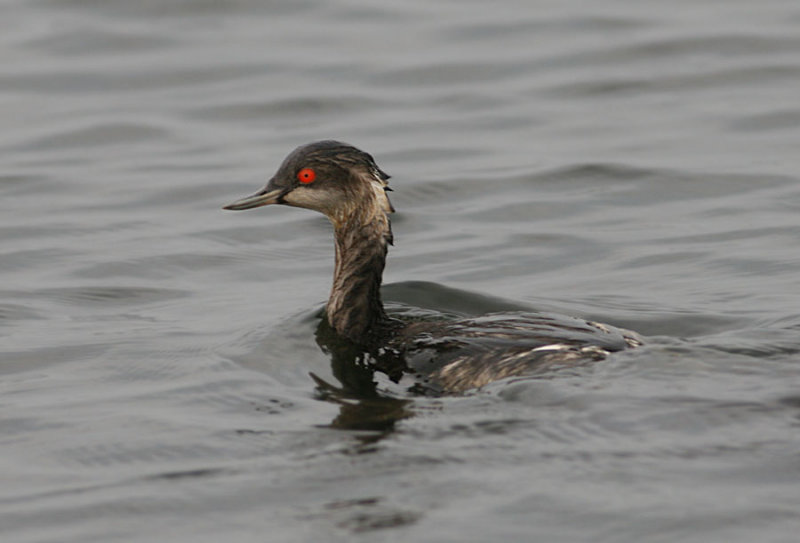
(312, 318, 414, 434)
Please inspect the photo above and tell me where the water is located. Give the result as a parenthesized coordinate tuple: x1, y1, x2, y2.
(3, 0, 800, 541)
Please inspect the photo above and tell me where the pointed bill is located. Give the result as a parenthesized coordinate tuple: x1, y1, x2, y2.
(222, 188, 285, 211)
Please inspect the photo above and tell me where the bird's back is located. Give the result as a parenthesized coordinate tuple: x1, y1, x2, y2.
(389, 312, 642, 393)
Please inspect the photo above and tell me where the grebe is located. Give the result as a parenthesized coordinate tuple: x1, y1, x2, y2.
(224, 141, 641, 393)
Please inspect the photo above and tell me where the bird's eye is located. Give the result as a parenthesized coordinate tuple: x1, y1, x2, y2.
(297, 168, 316, 184)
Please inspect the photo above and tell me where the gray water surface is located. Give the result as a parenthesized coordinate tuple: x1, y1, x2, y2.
(3, 1, 800, 542)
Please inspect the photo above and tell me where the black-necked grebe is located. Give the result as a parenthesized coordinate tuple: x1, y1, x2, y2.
(224, 141, 641, 393)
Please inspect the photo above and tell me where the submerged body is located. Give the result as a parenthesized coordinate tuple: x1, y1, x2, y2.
(224, 141, 641, 393)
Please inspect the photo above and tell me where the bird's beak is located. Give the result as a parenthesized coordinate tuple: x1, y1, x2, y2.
(223, 187, 286, 211)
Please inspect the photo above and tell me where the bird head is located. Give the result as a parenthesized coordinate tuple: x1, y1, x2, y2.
(224, 141, 393, 227)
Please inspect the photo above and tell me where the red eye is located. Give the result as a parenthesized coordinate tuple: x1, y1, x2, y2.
(297, 168, 316, 184)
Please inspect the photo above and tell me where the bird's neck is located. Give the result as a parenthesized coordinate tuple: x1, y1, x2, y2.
(326, 204, 393, 344)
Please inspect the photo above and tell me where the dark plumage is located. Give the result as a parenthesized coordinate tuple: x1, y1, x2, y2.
(224, 141, 641, 393)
